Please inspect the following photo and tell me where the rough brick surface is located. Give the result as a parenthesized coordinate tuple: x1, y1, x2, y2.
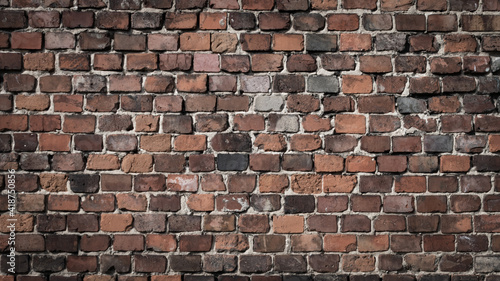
(0, 0, 498, 279)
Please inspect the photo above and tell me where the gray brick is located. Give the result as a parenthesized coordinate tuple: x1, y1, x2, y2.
(269, 114, 299, 132)
(315, 275, 349, 281)
(306, 34, 337, 52)
(241, 75, 270, 93)
(397, 97, 427, 113)
(254, 96, 284, 112)
(423, 135, 453, 153)
(475, 256, 500, 273)
(308, 76, 339, 93)
(217, 154, 248, 171)
(491, 57, 500, 72)
(376, 33, 407, 52)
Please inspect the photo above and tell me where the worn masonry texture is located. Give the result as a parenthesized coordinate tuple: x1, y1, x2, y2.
(1, 0, 500, 280)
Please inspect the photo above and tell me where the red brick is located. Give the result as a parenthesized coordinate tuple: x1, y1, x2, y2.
(444, 34, 477, 53)
(328, 14, 359, 31)
(291, 174, 322, 193)
(395, 176, 426, 193)
(409, 77, 440, 94)
(109, 75, 142, 92)
(346, 156, 376, 172)
(242, 0, 274, 10)
(15, 95, 50, 111)
(96, 11, 129, 30)
(79, 32, 111, 50)
(340, 34, 372, 51)
(384, 196, 414, 213)
(180, 32, 210, 51)
(249, 154, 280, 172)
(259, 12, 290, 30)
(0, 53, 22, 70)
(146, 234, 176, 252)
(324, 234, 356, 252)
(94, 54, 122, 71)
(48, 195, 79, 211)
(351, 195, 381, 212)
(361, 136, 390, 153)
(430, 57, 462, 74)
(11, 32, 42, 50)
(395, 15, 426, 31)
(374, 215, 406, 232)
(322, 54, 355, 71)
(155, 97, 182, 114)
(0, 114, 28, 131)
(409, 34, 438, 52)
(428, 14, 457, 32)
(358, 235, 389, 252)
(81, 235, 110, 252)
(67, 256, 97, 272)
(241, 34, 271, 51)
(287, 54, 317, 72)
(126, 54, 157, 71)
(273, 215, 304, 233)
(360, 56, 392, 73)
(323, 175, 356, 193)
(441, 215, 473, 234)
(39, 134, 71, 152)
(0, 10, 27, 29)
(29, 11, 60, 28)
(342, 75, 372, 94)
(199, 12, 227, 30)
(315, 155, 343, 173)
(165, 12, 195, 27)
(114, 34, 146, 51)
(335, 114, 366, 133)
(377, 156, 407, 173)
(24, 53, 55, 71)
(62, 11, 93, 28)
(259, 174, 288, 193)
(395, 56, 426, 73)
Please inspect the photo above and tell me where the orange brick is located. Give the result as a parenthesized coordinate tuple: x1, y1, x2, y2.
(187, 194, 215, 211)
(342, 75, 373, 94)
(87, 154, 120, 170)
(490, 135, 500, 152)
(272, 34, 304, 51)
(15, 94, 50, 111)
(315, 155, 344, 172)
(340, 33, 372, 51)
(180, 32, 211, 51)
(121, 154, 153, 173)
(100, 214, 133, 232)
(174, 135, 207, 151)
(335, 114, 366, 134)
(290, 134, 322, 151)
(273, 215, 304, 233)
(324, 234, 357, 252)
(177, 74, 207, 93)
(346, 156, 376, 172)
(323, 175, 357, 193)
(199, 12, 227, 30)
(440, 155, 471, 172)
(140, 134, 171, 152)
(259, 174, 289, 193)
(39, 133, 71, 151)
(358, 235, 389, 252)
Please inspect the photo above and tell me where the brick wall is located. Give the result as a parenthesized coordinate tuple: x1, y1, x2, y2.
(1, 0, 500, 280)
